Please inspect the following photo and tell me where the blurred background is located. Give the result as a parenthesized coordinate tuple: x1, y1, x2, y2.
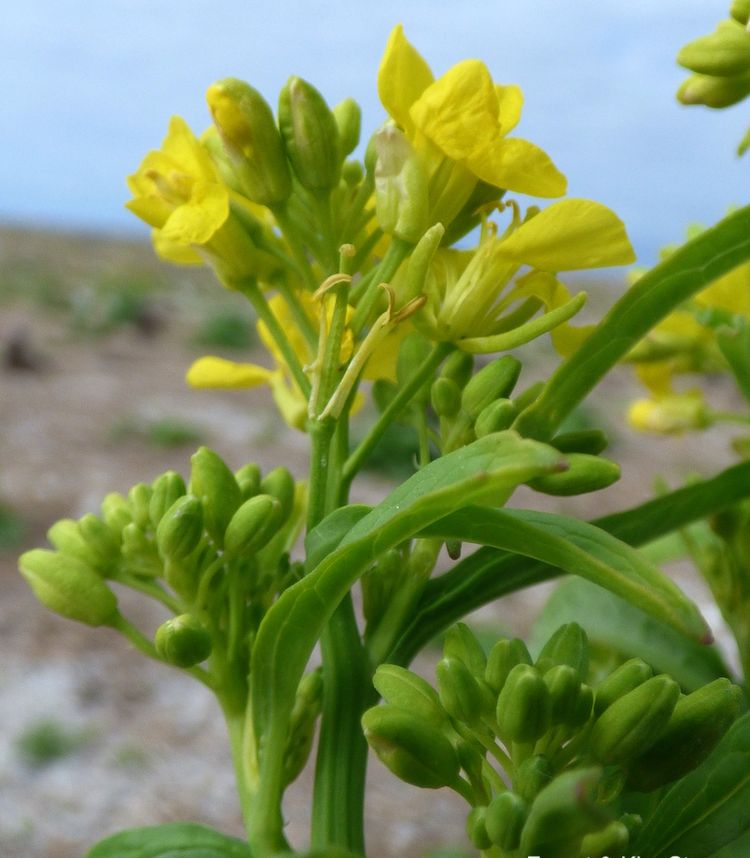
(0, 2, 745, 856)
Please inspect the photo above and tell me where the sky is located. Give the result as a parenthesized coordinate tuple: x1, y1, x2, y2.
(1, 0, 746, 264)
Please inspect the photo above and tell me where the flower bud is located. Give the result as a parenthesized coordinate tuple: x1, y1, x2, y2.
(154, 613, 212, 667)
(361, 704, 460, 789)
(156, 495, 204, 561)
(514, 754, 553, 803)
(372, 664, 447, 728)
(460, 356, 522, 419)
(341, 160, 363, 186)
(677, 71, 750, 108)
(284, 669, 323, 785)
(519, 768, 610, 858)
(190, 446, 241, 547)
(535, 622, 589, 679)
(333, 98, 361, 157)
(678, 21, 750, 77)
(580, 820, 630, 858)
(128, 482, 152, 530)
(440, 351, 474, 387)
(594, 657, 653, 716)
(550, 428, 608, 455)
(223, 494, 282, 557)
(100, 492, 132, 536)
(206, 78, 291, 206)
(443, 623, 487, 677)
(465, 806, 492, 850)
(437, 657, 483, 727)
(590, 674, 680, 765)
(571, 683, 594, 729)
(121, 522, 162, 577)
(626, 678, 742, 791)
(77, 513, 120, 571)
(259, 466, 295, 525)
(474, 399, 518, 437)
(149, 471, 187, 528)
(398, 222, 445, 305)
(19, 549, 118, 627)
(544, 664, 583, 726)
(430, 377, 461, 419)
(732, 0, 750, 25)
(496, 664, 551, 744)
(235, 462, 262, 500)
(373, 125, 429, 244)
(278, 76, 340, 191)
(528, 453, 620, 496)
(485, 791, 527, 850)
(485, 637, 531, 694)
(47, 519, 99, 567)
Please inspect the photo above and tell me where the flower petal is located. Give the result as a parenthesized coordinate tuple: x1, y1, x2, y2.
(152, 230, 203, 265)
(162, 116, 219, 183)
(186, 356, 274, 388)
(467, 137, 567, 197)
(378, 25, 434, 137)
(411, 59, 499, 161)
(161, 181, 230, 246)
(497, 199, 635, 271)
(495, 84, 523, 134)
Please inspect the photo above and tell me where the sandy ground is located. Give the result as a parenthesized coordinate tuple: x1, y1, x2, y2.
(0, 227, 741, 857)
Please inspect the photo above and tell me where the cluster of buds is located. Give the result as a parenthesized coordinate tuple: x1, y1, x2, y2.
(362, 622, 741, 857)
(19, 447, 304, 674)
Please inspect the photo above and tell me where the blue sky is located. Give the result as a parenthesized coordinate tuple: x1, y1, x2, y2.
(2, 0, 745, 263)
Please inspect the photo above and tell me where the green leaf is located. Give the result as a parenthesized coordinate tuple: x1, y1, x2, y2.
(529, 578, 729, 691)
(304, 503, 372, 572)
(250, 431, 562, 783)
(513, 205, 750, 440)
(419, 507, 708, 642)
(86, 823, 253, 858)
(716, 318, 750, 405)
(634, 713, 750, 858)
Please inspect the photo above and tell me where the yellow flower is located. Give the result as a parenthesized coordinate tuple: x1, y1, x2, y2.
(377, 26, 566, 228)
(415, 198, 634, 353)
(126, 116, 264, 282)
(627, 389, 710, 434)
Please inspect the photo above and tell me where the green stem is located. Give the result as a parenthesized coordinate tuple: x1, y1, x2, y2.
(272, 202, 319, 292)
(274, 275, 318, 348)
(109, 571, 182, 613)
(342, 342, 452, 492)
(351, 238, 411, 334)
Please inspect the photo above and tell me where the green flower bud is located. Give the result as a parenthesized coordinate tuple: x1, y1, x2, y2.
(580, 820, 630, 858)
(571, 682, 594, 728)
(190, 446, 241, 547)
(259, 466, 295, 525)
(373, 125, 430, 244)
(121, 522, 162, 577)
(678, 20, 750, 77)
(361, 704, 460, 789)
(535, 622, 589, 679)
(372, 664, 447, 728)
(514, 754, 554, 803)
(544, 664, 583, 726)
(398, 222, 445, 305)
(154, 614, 212, 667)
(285, 669, 323, 785)
(223, 494, 282, 557)
(234, 462, 262, 500)
(278, 76, 340, 191)
(485, 637, 531, 694)
(496, 664, 551, 744)
(77, 513, 119, 571)
(156, 496, 204, 561)
(474, 399, 518, 437)
(677, 71, 750, 108)
(466, 806, 492, 850)
(341, 159, 363, 186)
(590, 674, 680, 765)
(485, 791, 527, 850)
(128, 482, 152, 530)
(47, 519, 99, 567)
(732, 0, 750, 25)
(594, 657, 653, 715)
(460, 356, 522, 419)
(550, 428, 608, 455)
(100, 492, 133, 536)
(206, 78, 291, 206)
(437, 657, 483, 727)
(443, 623, 487, 677)
(430, 377, 462, 419)
(164, 550, 205, 602)
(440, 351, 474, 387)
(333, 98, 361, 158)
(626, 678, 742, 791)
(528, 453, 620, 496)
(519, 768, 610, 858)
(149, 471, 187, 528)
(19, 549, 118, 627)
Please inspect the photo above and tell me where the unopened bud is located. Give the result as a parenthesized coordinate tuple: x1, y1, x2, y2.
(260, 466, 295, 524)
(544, 664, 583, 726)
(235, 462, 262, 500)
(100, 492, 133, 536)
(678, 21, 750, 77)
(732, 0, 750, 25)
(528, 452, 620, 496)
(278, 76, 340, 191)
(591, 674, 680, 765)
(496, 664, 551, 743)
(121, 522, 161, 577)
(485, 791, 526, 850)
(535, 622, 589, 679)
(437, 657, 483, 726)
(19, 549, 118, 627)
(285, 669, 324, 785)
(466, 806, 492, 850)
(440, 351, 474, 387)
(47, 519, 99, 567)
(223, 493, 282, 557)
(128, 483, 152, 530)
(594, 657, 653, 715)
(474, 398, 518, 437)
(156, 495, 204, 561)
(551, 428, 608, 455)
(190, 446, 241, 547)
(374, 125, 429, 244)
(399, 222, 445, 304)
(333, 98, 362, 157)
(443, 623, 486, 677)
(149, 471, 187, 528)
(372, 664, 447, 727)
(430, 377, 461, 418)
(207, 78, 291, 205)
(77, 513, 119, 571)
(580, 820, 630, 858)
(514, 754, 553, 803)
(154, 614, 212, 667)
(461, 356, 522, 419)
(485, 637, 531, 694)
(677, 71, 750, 109)
(361, 704, 460, 789)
